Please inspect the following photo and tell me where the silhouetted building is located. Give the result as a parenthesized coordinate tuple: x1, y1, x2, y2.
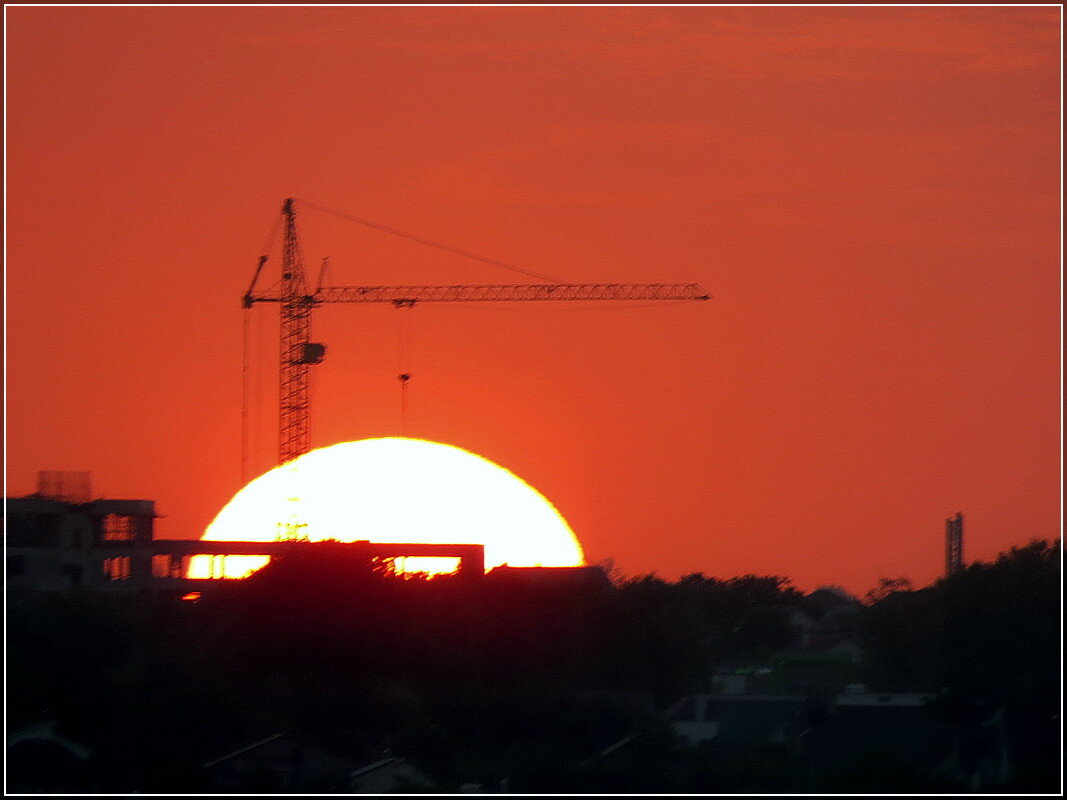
(667, 693, 807, 747)
(204, 733, 359, 792)
(935, 707, 1012, 791)
(800, 688, 943, 787)
(348, 756, 437, 793)
(6, 721, 94, 793)
(485, 564, 611, 591)
(5, 495, 158, 592)
(945, 512, 964, 576)
(666, 686, 967, 790)
(203, 733, 436, 793)
(5, 489, 488, 595)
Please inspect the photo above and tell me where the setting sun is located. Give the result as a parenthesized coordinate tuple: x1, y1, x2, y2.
(189, 438, 584, 578)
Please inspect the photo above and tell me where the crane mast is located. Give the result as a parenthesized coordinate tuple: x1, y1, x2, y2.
(245, 198, 709, 466)
(278, 198, 318, 464)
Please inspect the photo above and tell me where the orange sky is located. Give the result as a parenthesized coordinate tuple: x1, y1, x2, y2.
(6, 6, 1061, 594)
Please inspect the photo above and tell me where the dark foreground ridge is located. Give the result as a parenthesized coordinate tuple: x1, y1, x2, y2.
(6, 540, 1061, 793)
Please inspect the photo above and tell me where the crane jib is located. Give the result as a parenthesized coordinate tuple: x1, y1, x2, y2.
(243, 198, 710, 466)
(246, 284, 710, 305)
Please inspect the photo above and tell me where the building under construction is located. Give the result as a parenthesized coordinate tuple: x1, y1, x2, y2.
(7, 201, 698, 597)
(4, 471, 491, 595)
(5, 471, 608, 596)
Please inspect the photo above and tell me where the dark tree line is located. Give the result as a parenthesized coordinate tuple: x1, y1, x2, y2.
(6, 559, 801, 791)
(857, 539, 1061, 789)
(6, 539, 1060, 792)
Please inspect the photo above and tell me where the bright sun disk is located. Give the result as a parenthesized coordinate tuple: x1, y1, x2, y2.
(189, 438, 584, 578)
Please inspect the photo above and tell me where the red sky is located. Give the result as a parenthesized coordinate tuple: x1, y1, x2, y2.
(6, 6, 1061, 594)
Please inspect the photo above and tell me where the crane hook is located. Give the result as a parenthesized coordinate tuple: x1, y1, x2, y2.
(398, 373, 412, 435)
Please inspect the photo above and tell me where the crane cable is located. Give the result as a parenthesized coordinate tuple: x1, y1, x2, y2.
(294, 198, 565, 283)
(245, 212, 285, 300)
(240, 299, 266, 485)
(241, 212, 283, 484)
(241, 306, 251, 485)
(396, 304, 414, 436)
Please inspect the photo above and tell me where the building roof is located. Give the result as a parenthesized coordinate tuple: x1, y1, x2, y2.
(835, 692, 935, 707)
(349, 756, 402, 778)
(203, 733, 286, 769)
(6, 721, 91, 760)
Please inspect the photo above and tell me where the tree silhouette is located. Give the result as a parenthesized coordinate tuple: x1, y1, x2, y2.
(7, 541, 1058, 792)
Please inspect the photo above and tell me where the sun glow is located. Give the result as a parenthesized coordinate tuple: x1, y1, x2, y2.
(189, 438, 584, 578)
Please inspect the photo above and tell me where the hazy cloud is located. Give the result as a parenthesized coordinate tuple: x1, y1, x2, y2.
(237, 7, 1060, 82)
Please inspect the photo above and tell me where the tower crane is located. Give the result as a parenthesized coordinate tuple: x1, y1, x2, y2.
(243, 198, 710, 466)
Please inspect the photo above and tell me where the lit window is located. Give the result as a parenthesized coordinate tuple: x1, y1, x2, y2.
(102, 515, 135, 541)
(103, 556, 130, 580)
(151, 554, 183, 578)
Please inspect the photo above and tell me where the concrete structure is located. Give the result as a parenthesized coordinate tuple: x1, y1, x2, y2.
(5, 496, 158, 592)
(5, 495, 486, 594)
